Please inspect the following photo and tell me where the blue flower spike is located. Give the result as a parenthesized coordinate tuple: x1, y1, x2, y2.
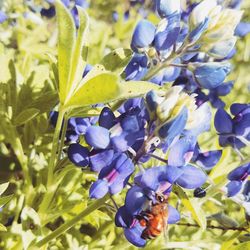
(131, 20, 156, 51)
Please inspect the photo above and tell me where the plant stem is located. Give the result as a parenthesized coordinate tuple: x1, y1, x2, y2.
(147, 153, 168, 163)
(38, 107, 65, 214)
(57, 112, 68, 162)
(177, 222, 249, 232)
(33, 195, 109, 248)
(47, 106, 65, 187)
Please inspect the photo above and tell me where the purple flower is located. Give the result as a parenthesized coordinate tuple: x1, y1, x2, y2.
(89, 153, 134, 198)
(168, 137, 222, 170)
(156, 0, 181, 18)
(0, 11, 7, 23)
(153, 15, 181, 51)
(68, 143, 89, 167)
(235, 22, 250, 37)
(215, 103, 250, 149)
(125, 54, 148, 81)
(85, 126, 110, 149)
(190, 62, 231, 89)
(226, 163, 250, 197)
(131, 20, 156, 51)
(157, 107, 188, 148)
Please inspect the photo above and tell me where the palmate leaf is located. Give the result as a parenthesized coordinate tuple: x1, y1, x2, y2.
(56, 0, 89, 105)
(0, 195, 13, 209)
(0, 182, 9, 196)
(13, 108, 40, 126)
(56, 0, 76, 103)
(64, 72, 120, 108)
(0, 224, 7, 232)
(100, 48, 133, 74)
(174, 185, 207, 230)
(118, 80, 159, 100)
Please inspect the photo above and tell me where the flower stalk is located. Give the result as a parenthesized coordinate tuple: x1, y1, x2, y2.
(34, 195, 109, 248)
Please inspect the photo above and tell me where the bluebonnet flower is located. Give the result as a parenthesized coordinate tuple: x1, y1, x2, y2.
(195, 81, 234, 108)
(235, 22, 250, 37)
(226, 163, 250, 197)
(115, 165, 207, 246)
(215, 103, 250, 149)
(41, 0, 89, 27)
(125, 54, 148, 81)
(67, 104, 148, 196)
(188, 62, 231, 89)
(49, 111, 95, 143)
(168, 137, 222, 171)
(0, 11, 7, 23)
(131, 20, 156, 51)
(90, 153, 134, 199)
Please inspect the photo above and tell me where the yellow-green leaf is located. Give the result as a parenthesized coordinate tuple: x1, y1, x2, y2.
(100, 48, 133, 74)
(0, 194, 13, 208)
(0, 182, 9, 196)
(118, 80, 160, 100)
(65, 73, 120, 108)
(66, 6, 89, 101)
(174, 186, 207, 230)
(0, 223, 7, 232)
(56, 0, 76, 103)
(13, 108, 40, 126)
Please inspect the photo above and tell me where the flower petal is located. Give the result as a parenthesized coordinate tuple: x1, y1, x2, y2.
(158, 107, 188, 147)
(89, 179, 109, 199)
(176, 165, 207, 189)
(226, 180, 242, 197)
(68, 143, 89, 167)
(85, 126, 110, 149)
(115, 206, 134, 228)
(131, 20, 156, 50)
(124, 225, 146, 248)
(99, 107, 116, 129)
(195, 150, 222, 170)
(168, 205, 180, 224)
(168, 137, 195, 167)
(89, 149, 114, 172)
(214, 108, 233, 134)
(227, 163, 250, 181)
(125, 186, 148, 215)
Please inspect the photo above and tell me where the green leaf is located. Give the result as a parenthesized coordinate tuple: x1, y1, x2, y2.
(0, 223, 7, 232)
(208, 213, 239, 228)
(0, 182, 9, 196)
(0, 194, 13, 208)
(118, 80, 160, 100)
(13, 108, 40, 126)
(66, 6, 89, 102)
(65, 72, 120, 108)
(28, 92, 58, 113)
(56, 0, 76, 103)
(174, 186, 207, 230)
(229, 242, 250, 250)
(100, 48, 133, 74)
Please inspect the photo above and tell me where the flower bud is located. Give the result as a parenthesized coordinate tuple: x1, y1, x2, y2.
(131, 20, 156, 51)
(189, 62, 231, 89)
(156, 0, 180, 18)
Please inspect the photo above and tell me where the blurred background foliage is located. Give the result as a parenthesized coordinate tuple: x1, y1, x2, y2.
(0, 0, 249, 249)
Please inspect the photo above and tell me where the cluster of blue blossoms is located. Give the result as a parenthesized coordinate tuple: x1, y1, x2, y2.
(50, 81, 229, 247)
(47, 0, 250, 247)
(125, 0, 250, 109)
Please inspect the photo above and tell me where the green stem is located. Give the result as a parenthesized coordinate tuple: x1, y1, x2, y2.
(142, 42, 196, 81)
(14, 135, 32, 186)
(33, 196, 109, 248)
(177, 222, 249, 232)
(38, 107, 65, 214)
(47, 106, 65, 187)
(57, 113, 69, 162)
